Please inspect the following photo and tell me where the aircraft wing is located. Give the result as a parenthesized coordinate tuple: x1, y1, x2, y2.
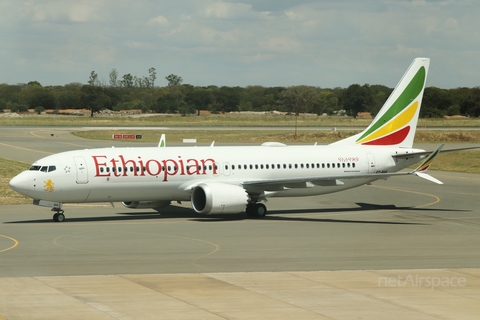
(242, 171, 409, 191)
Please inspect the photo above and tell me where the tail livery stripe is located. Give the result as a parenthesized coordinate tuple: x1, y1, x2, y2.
(357, 101, 418, 145)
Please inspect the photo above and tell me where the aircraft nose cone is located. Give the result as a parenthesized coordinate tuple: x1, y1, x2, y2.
(9, 172, 31, 194)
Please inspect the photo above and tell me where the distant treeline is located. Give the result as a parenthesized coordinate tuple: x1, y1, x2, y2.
(1, 68, 479, 118)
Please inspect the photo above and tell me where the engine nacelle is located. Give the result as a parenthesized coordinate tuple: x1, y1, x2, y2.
(191, 183, 248, 214)
(122, 201, 171, 209)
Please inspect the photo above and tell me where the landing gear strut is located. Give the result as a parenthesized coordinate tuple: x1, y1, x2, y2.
(33, 200, 66, 222)
(52, 209, 65, 222)
(246, 203, 267, 218)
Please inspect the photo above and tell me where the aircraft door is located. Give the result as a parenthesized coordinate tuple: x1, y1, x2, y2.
(222, 162, 231, 176)
(74, 156, 89, 184)
(367, 153, 376, 174)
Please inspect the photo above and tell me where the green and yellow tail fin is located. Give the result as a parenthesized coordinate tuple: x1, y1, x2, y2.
(332, 58, 429, 148)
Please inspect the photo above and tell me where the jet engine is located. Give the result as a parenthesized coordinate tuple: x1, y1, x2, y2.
(122, 201, 171, 209)
(191, 183, 248, 214)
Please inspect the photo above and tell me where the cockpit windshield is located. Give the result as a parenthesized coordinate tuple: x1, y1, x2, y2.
(29, 165, 56, 172)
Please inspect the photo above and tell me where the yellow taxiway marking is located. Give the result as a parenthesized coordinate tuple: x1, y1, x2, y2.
(30, 130, 94, 149)
(0, 234, 19, 253)
(0, 142, 52, 155)
(53, 230, 220, 269)
(370, 184, 440, 208)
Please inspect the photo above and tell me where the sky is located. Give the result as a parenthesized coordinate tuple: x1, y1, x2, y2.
(1, 0, 479, 88)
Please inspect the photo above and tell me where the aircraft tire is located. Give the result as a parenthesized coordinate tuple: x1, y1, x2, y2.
(53, 213, 65, 222)
(246, 203, 267, 218)
(255, 203, 267, 218)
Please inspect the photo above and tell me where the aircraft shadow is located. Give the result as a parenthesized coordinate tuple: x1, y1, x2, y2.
(4, 202, 468, 225)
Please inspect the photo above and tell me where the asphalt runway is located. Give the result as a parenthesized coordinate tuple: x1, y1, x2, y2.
(1, 127, 479, 319)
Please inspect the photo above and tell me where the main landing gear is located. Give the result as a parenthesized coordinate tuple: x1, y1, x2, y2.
(246, 203, 267, 218)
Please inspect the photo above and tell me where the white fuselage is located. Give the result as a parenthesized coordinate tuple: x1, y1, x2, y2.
(10, 144, 424, 204)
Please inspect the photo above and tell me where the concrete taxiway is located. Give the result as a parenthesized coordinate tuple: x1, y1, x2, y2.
(1, 126, 479, 319)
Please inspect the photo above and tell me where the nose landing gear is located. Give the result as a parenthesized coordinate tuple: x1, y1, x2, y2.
(52, 209, 65, 222)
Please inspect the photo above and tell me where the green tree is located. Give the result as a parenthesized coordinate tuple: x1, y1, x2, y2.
(165, 74, 183, 86)
(459, 87, 480, 117)
(185, 88, 214, 115)
(214, 86, 241, 112)
(421, 87, 452, 118)
(27, 81, 42, 88)
(155, 93, 178, 113)
(278, 86, 316, 115)
(88, 71, 100, 86)
(340, 84, 374, 118)
(80, 85, 110, 117)
(109, 69, 118, 87)
(27, 88, 56, 110)
(121, 74, 134, 87)
(148, 67, 157, 87)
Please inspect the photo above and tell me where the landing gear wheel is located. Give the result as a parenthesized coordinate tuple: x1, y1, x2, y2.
(53, 212, 65, 222)
(254, 203, 267, 218)
(246, 203, 267, 218)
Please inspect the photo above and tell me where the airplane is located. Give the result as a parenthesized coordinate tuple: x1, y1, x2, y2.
(8, 58, 478, 222)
